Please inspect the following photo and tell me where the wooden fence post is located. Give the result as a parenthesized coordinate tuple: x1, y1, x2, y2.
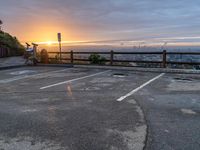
(70, 50, 74, 64)
(162, 50, 167, 68)
(110, 50, 114, 65)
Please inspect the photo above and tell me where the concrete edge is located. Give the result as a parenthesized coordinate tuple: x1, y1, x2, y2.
(37, 64, 73, 68)
(0, 65, 25, 71)
(0, 64, 73, 71)
(74, 65, 200, 74)
(1, 63, 199, 74)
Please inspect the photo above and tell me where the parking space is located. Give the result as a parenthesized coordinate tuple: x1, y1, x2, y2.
(0, 66, 199, 150)
(0, 66, 156, 150)
(133, 73, 200, 150)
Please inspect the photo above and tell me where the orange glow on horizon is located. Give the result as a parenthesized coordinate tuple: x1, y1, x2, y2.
(10, 17, 92, 45)
(11, 18, 200, 47)
(46, 41, 53, 46)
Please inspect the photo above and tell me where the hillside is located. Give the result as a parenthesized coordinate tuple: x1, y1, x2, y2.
(0, 31, 25, 56)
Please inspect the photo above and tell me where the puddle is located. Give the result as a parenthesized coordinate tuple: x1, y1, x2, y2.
(84, 87, 101, 91)
(90, 77, 120, 83)
(168, 76, 200, 91)
(168, 81, 200, 91)
(47, 73, 70, 78)
(0, 137, 64, 150)
(181, 109, 197, 115)
(22, 109, 38, 113)
(164, 130, 169, 133)
(173, 77, 193, 82)
(9, 70, 37, 75)
(112, 73, 127, 78)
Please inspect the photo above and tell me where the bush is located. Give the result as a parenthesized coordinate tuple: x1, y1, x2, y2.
(40, 49, 49, 64)
(88, 54, 106, 65)
(0, 31, 25, 56)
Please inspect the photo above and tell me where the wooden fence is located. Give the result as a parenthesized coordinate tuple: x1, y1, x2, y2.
(47, 50, 200, 68)
(0, 48, 9, 58)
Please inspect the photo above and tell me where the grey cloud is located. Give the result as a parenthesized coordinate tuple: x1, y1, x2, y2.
(1, 0, 200, 43)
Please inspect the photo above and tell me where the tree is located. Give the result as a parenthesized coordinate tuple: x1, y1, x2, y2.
(0, 20, 2, 31)
(0, 32, 25, 55)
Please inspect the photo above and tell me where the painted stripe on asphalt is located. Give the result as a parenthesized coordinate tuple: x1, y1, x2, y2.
(0, 69, 70, 83)
(40, 70, 111, 90)
(117, 73, 165, 102)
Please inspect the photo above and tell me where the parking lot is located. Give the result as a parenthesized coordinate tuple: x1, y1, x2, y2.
(0, 66, 199, 150)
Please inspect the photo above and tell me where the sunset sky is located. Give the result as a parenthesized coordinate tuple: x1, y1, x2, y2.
(1, 0, 200, 46)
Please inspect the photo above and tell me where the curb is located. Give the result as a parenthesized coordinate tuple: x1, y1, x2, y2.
(1, 64, 199, 74)
(74, 65, 200, 74)
(0, 65, 25, 71)
(0, 64, 73, 71)
(37, 64, 73, 68)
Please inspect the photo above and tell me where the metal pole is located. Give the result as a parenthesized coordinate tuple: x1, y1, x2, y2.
(59, 41, 62, 61)
(57, 33, 62, 62)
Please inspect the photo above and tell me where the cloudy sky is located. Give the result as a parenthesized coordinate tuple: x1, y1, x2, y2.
(1, 0, 200, 46)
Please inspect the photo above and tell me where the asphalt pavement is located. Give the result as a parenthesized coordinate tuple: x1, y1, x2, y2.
(134, 73, 200, 150)
(0, 66, 149, 150)
(0, 66, 199, 150)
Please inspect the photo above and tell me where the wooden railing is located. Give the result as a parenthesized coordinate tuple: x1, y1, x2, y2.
(47, 50, 200, 68)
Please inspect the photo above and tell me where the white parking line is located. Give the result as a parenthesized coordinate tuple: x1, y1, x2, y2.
(117, 73, 165, 102)
(0, 69, 70, 83)
(40, 70, 111, 90)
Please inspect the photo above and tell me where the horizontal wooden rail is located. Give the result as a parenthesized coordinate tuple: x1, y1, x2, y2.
(47, 50, 200, 68)
(166, 52, 200, 55)
(49, 58, 71, 60)
(114, 52, 163, 55)
(73, 59, 90, 62)
(114, 60, 162, 64)
(73, 52, 110, 54)
(48, 52, 71, 54)
(47, 51, 200, 55)
(73, 59, 110, 62)
(167, 61, 200, 65)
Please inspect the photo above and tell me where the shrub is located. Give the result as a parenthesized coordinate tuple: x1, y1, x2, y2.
(0, 32, 25, 56)
(40, 49, 49, 64)
(89, 54, 106, 65)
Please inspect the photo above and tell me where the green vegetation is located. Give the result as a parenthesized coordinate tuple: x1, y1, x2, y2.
(0, 30, 25, 56)
(0, 20, 2, 31)
(89, 54, 106, 65)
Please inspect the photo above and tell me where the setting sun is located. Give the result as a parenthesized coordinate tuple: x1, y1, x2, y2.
(47, 41, 53, 46)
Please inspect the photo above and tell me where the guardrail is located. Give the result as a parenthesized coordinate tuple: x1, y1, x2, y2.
(47, 50, 200, 68)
